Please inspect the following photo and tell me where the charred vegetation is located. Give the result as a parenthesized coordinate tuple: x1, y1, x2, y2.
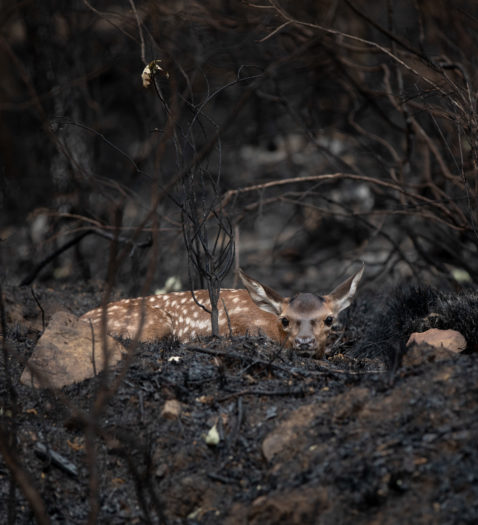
(2, 1, 478, 523)
(349, 284, 478, 368)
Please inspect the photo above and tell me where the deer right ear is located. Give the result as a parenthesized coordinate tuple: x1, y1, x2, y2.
(238, 269, 284, 315)
(327, 263, 364, 313)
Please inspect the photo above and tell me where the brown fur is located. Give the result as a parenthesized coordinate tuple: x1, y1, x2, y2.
(80, 289, 283, 343)
(80, 266, 364, 358)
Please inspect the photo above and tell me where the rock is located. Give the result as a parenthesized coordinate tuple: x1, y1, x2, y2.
(407, 328, 466, 353)
(404, 328, 467, 366)
(20, 311, 126, 388)
(204, 422, 220, 446)
(262, 404, 318, 462)
(261, 388, 371, 462)
(161, 399, 183, 420)
(226, 486, 329, 525)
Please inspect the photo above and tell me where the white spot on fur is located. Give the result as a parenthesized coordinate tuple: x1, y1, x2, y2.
(230, 307, 245, 315)
(196, 320, 210, 331)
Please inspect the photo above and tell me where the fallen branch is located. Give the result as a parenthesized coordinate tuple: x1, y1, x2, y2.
(219, 172, 463, 228)
(34, 442, 78, 478)
(20, 230, 93, 286)
(185, 344, 385, 379)
(0, 430, 51, 525)
(218, 386, 308, 402)
(20, 228, 152, 286)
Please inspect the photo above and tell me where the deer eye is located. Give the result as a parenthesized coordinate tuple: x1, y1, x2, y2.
(324, 316, 334, 327)
(280, 317, 290, 328)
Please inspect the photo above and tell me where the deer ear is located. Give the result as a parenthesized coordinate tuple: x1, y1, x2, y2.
(326, 264, 364, 314)
(238, 269, 284, 315)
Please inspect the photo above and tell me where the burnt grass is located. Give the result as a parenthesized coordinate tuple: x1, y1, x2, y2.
(2, 284, 478, 524)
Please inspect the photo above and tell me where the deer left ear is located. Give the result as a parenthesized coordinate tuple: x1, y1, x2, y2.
(327, 264, 364, 313)
(238, 269, 284, 315)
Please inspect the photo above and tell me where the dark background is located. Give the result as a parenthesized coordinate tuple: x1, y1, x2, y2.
(2, 0, 478, 293)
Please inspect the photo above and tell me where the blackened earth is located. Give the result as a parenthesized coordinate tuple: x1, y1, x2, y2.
(1, 283, 478, 524)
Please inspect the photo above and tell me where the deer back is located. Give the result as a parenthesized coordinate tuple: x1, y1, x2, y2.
(80, 289, 283, 343)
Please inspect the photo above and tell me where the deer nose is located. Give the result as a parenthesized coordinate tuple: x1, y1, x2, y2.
(295, 336, 315, 350)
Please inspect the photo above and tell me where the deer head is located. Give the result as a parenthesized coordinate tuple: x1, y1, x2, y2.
(239, 265, 364, 357)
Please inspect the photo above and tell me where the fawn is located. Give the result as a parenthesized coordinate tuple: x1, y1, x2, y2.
(80, 266, 364, 358)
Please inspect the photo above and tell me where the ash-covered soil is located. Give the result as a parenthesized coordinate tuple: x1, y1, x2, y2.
(1, 283, 478, 524)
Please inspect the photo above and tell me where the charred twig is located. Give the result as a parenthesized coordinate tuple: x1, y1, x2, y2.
(20, 230, 93, 286)
(117, 444, 167, 524)
(230, 397, 243, 448)
(0, 281, 23, 524)
(0, 429, 50, 525)
(152, 374, 190, 398)
(33, 442, 78, 477)
(184, 345, 382, 379)
(263, 0, 463, 107)
(21, 228, 153, 286)
(207, 472, 236, 484)
(30, 288, 45, 332)
(218, 386, 308, 402)
(138, 390, 145, 424)
(220, 172, 462, 227)
(181, 173, 235, 337)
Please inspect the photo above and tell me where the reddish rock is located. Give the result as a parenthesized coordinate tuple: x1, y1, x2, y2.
(407, 328, 466, 353)
(404, 328, 467, 366)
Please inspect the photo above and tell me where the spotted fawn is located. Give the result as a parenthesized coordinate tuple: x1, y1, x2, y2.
(80, 265, 364, 358)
